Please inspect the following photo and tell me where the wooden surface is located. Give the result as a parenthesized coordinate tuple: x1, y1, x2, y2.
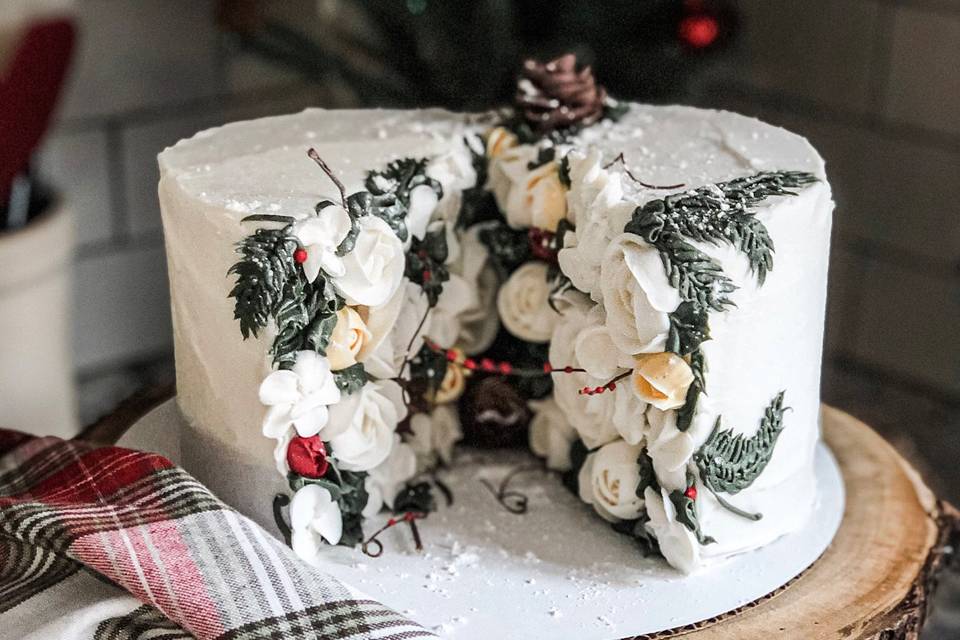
(80, 391, 958, 639)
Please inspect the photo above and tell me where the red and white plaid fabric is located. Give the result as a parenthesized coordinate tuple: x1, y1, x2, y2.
(0, 430, 436, 640)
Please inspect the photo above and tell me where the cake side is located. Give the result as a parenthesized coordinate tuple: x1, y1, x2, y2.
(158, 92, 833, 571)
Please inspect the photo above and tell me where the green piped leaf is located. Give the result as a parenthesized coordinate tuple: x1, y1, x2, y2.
(694, 391, 789, 496)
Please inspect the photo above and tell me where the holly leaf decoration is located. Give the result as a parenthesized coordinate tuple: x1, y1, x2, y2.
(406, 226, 450, 307)
(676, 350, 707, 432)
(364, 158, 443, 242)
(228, 226, 301, 340)
(666, 301, 710, 356)
(636, 449, 660, 498)
(694, 392, 788, 496)
(394, 481, 437, 514)
(668, 486, 715, 545)
(334, 363, 368, 395)
(479, 222, 531, 275)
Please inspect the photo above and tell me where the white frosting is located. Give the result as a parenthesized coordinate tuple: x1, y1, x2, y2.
(159, 104, 833, 573)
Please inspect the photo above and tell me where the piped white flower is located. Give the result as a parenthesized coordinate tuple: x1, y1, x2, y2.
(363, 435, 418, 518)
(291, 207, 353, 282)
(259, 351, 341, 439)
(644, 486, 700, 574)
(290, 484, 343, 564)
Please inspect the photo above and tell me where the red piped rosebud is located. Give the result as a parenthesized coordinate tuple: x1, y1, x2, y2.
(684, 485, 698, 500)
(293, 247, 308, 264)
(286, 434, 329, 479)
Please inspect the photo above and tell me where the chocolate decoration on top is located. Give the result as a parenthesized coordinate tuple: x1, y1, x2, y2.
(515, 53, 608, 133)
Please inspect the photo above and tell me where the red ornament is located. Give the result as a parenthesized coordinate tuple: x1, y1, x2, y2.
(286, 434, 330, 479)
(679, 14, 720, 49)
(684, 485, 698, 500)
(293, 247, 308, 264)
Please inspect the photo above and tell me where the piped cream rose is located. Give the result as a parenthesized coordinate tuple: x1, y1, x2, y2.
(497, 261, 558, 343)
(259, 350, 341, 439)
(601, 233, 681, 355)
(325, 380, 407, 472)
(631, 352, 694, 411)
(326, 306, 372, 371)
(334, 215, 405, 307)
(577, 439, 645, 522)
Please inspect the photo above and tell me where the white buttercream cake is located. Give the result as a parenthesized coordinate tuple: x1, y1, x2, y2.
(158, 60, 833, 574)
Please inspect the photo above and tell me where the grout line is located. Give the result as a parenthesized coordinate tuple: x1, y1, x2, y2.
(54, 81, 320, 135)
(828, 352, 960, 407)
(74, 232, 164, 261)
(709, 82, 960, 155)
(867, 1, 897, 114)
(104, 122, 130, 244)
(878, 0, 960, 18)
(836, 231, 960, 280)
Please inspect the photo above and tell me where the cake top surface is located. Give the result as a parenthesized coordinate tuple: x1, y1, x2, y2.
(159, 104, 824, 221)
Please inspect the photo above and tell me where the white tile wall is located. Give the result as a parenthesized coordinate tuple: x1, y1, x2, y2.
(73, 244, 171, 370)
(852, 259, 960, 394)
(733, 0, 882, 113)
(886, 6, 960, 136)
(37, 129, 114, 247)
(59, 0, 223, 120)
(122, 112, 225, 238)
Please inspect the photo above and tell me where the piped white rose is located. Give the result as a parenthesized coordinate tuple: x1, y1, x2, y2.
(528, 397, 578, 471)
(497, 261, 558, 343)
(362, 435, 418, 518)
(334, 215, 405, 307)
(577, 439, 645, 522)
(290, 484, 342, 564)
(408, 404, 463, 471)
(601, 233, 681, 355)
(325, 380, 408, 472)
(259, 350, 341, 439)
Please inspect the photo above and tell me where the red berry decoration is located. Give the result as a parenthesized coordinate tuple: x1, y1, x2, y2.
(684, 485, 698, 500)
(480, 358, 495, 372)
(293, 247, 308, 264)
(286, 434, 329, 479)
(679, 14, 720, 49)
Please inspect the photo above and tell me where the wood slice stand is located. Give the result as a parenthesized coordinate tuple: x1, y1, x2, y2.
(80, 389, 959, 640)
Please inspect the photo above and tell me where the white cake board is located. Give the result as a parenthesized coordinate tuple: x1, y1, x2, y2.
(121, 400, 844, 639)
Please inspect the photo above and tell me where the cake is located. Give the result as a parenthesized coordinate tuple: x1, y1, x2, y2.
(158, 56, 833, 573)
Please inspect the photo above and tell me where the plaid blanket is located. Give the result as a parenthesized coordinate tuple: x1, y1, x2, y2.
(0, 429, 436, 640)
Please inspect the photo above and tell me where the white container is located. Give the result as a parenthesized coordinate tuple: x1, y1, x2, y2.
(0, 203, 78, 437)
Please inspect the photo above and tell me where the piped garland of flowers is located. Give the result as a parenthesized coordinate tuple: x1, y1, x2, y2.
(228, 148, 472, 559)
(478, 54, 821, 567)
(222, 52, 823, 574)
